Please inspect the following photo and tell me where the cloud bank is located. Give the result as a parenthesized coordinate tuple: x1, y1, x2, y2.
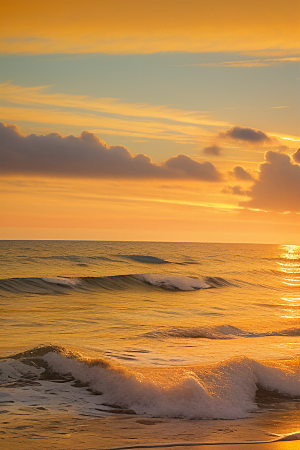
(240, 151, 300, 212)
(0, 123, 222, 181)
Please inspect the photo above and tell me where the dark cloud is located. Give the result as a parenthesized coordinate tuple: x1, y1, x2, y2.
(229, 166, 254, 181)
(0, 123, 222, 181)
(240, 151, 300, 212)
(203, 145, 222, 156)
(164, 154, 222, 181)
(222, 185, 249, 196)
(293, 148, 300, 163)
(219, 126, 271, 143)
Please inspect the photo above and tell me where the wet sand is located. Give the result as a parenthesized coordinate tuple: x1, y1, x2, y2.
(1, 405, 299, 450)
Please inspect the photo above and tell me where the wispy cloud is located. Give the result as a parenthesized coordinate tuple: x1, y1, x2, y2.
(221, 185, 249, 196)
(190, 57, 300, 68)
(0, 82, 229, 143)
(271, 106, 290, 109)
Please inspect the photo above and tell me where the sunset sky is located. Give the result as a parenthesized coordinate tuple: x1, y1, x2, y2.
(0, 0, 299, 243)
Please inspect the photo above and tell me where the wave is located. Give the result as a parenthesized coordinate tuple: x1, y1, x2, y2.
(1, 345, 299, 420)
(0, 273, 220, 294)
(117, 255, 170, 264)
(133, 274, 211, 290)
(143, 325, 300, 340)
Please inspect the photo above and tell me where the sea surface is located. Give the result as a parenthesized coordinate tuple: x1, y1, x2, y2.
(0, 241, 299, 440)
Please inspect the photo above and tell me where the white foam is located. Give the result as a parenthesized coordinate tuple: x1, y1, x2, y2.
(276, 432, 300, 441)
(251, 359, 300, 397)
(2, 353, 298, 420)
(41, 277, 80, 287)
(0, 359, 43, 383)
(133, 274, 211, 291)
(42, 354, 299, 419)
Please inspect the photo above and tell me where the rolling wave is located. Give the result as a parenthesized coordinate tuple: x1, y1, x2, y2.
(0, 274, 229, 294)
(1, 345, 299, 420)
(143, 324, 300, 339)
(6, 253, 201, 266)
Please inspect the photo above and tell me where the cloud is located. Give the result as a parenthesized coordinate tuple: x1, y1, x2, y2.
(222, 186, 249, 196)
(0, 122, 222, 181)
(219, 126, 271, 143)
(0, 82, 228, 144)
(164, 154, 222, 181)
(240, 151, 300, 212)
(192, 56, 300, 67)
(203, 145, 222, 156)
(229, 166, 254, 181)
(0, 82, 228, 128)
(293, 148, 300, 163)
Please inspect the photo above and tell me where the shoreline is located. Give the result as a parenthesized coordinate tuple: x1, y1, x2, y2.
(1, 404, 299, 450)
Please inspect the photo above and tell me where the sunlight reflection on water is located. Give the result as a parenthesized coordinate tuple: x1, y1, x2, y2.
(279, 245, 300, 319)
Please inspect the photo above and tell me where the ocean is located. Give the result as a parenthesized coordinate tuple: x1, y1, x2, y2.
(0, 241, 299, 448)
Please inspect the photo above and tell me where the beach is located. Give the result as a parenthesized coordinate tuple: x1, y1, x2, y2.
(1, 405, 299, 450)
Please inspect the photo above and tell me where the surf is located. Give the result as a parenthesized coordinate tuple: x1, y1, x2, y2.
(1, 345, 299, 420)
(0, 273, 229, 294)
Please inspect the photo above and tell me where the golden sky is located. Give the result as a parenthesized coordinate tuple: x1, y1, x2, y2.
(1, 0, 299, 54)
(0, 0, 299, 243)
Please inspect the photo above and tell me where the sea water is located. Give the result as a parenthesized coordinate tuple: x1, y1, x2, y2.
(0, 241, 299, 426)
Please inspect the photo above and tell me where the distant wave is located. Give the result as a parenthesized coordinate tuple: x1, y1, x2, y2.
(6, 253, 204, 266)
(117, 255, 170, 264)
(143, 324, 300, 340)
(1, 345, 299, 420)
(0, 273, 229, 295)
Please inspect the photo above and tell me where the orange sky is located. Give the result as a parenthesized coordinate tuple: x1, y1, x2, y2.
(0, 0, 299, 243)
(1, 0, 299, 54)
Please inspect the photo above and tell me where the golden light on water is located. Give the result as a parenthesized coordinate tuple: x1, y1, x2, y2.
(279, 245, 300, 319)
(280, 244, 300, 260)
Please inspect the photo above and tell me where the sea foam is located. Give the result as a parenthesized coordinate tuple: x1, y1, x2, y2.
(133, 274, 211, 290)
(1, 347, 298, 420)
(41, 277, 80, 287)
(41, 352, 300, 419)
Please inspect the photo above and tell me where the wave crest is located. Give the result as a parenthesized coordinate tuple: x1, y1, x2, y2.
(0, 273, 217, 294)
(1, 346, 299, 420)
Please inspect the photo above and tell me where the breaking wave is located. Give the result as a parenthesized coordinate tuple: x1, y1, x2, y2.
(0, 345, 299, 420)
(0, 273, 228, 295)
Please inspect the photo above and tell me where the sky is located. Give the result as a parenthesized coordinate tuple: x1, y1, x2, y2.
(0, 0, 299, 243)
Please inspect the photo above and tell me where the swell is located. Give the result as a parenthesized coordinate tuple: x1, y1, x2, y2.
(0, 274, 229, 294)
(4, 253, 201, 265)
(1, 345, 299, 420)
(143, 324, 300, 340)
